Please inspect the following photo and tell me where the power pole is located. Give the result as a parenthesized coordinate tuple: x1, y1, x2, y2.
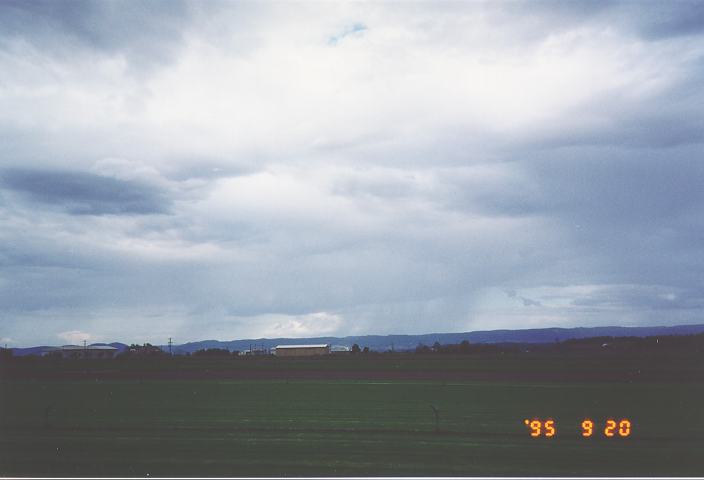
(168, 337, 173, 355)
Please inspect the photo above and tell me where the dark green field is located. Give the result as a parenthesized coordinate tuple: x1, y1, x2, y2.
(1, 350, 703, 476)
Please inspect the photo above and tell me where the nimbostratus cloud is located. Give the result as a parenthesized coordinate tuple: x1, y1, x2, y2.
(0, 1, 703, 346)
(1, 168, 171, 215)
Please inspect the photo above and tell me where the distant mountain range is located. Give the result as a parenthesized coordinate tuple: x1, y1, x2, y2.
(9, 324, 704, 356)
(10, 342, 129, 357)
(169, 323, 704, 354)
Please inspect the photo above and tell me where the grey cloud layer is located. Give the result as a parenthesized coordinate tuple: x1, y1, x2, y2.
(1, 1, 703, 346)
(1, 169, 171, 215)
(0, 0, 191, 69)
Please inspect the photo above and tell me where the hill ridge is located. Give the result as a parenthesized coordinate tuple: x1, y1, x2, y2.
(9, 324, 704, 355)
(170, 323, 704, 354)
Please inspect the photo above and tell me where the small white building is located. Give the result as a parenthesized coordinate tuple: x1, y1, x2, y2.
(274, 344, 331, 357)
(330, 345, 351, 354)
(239, 348, 270, 356)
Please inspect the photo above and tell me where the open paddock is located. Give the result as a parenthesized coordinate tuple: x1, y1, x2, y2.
(1, 351, 703, 476)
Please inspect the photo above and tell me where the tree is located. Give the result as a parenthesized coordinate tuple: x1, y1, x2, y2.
(432, 341, 442, 353)
(127, 343, 166, 357)
(193, 348, 231, 357)
(351, 343, 361, 354)
(362, 346, 370, 354)
(0, 347, 12, 361)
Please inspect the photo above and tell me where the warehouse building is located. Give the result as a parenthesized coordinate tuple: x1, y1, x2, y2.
(274, 344, 331, 357)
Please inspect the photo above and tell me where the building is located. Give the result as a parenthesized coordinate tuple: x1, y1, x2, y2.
(239, 347, 270, 356)
(43, 345, 119, 359)
(274, 344, 331, 357)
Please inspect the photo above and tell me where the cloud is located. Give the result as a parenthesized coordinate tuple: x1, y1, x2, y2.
(627, 1, 704, 40)
(569, 285, 704, 312)
(0, 0, 192, 72)
(504, 289, 542, 307)
(263, 312, 345, 337)
(57, 330, 93, 344)
(1, 168, 171, 215)
(1, 2, 704, 346)
(520, 297, 542, 307)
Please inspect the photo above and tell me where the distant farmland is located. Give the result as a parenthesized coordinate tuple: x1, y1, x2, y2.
(1, 345, 703, 476)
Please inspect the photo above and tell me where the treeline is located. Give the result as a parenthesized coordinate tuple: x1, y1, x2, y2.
(117, 346, 242, 358)
(413, 340, 515, 354)
(118, 343, 169, 357)
(350, 344, 369, 354)
(191, 348, 236, 357)
(561, 333, 704, 350)
(4, 333, 703, 362)
(413, 333, 704, 355)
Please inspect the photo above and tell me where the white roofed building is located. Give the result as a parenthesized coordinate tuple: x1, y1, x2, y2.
(274, 344, 331, 357)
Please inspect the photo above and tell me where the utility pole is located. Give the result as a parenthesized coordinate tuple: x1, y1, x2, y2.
(168, 337, 173, 356)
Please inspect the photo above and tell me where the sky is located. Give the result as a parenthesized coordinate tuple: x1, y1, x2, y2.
(1, 1, 704, 347)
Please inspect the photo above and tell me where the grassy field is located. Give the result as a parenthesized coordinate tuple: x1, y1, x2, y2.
(1, 351, 703, 476)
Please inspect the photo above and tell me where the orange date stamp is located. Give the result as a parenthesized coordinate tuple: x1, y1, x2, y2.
(523, 418, 632, 437)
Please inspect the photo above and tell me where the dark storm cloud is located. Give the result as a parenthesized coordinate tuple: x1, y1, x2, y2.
(514, 1, 704, 41)
(0, 0, 191, 68)
(509, 1, 613, 25)
(1, 169, 170, 215)
(570, 285, 704, 312)
(444, 147, 704, 226)
(527, 151, 704, 227)
(630, 1, 704, 40)
(2, 1, 704, 346)
(529, 87, 704, 151)
(523, 151, 704, 291)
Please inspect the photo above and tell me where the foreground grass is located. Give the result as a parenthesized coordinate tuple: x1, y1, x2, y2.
(1, 379, 703, 476)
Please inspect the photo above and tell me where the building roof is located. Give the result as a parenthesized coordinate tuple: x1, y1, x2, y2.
(275, 344, 330, 349)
